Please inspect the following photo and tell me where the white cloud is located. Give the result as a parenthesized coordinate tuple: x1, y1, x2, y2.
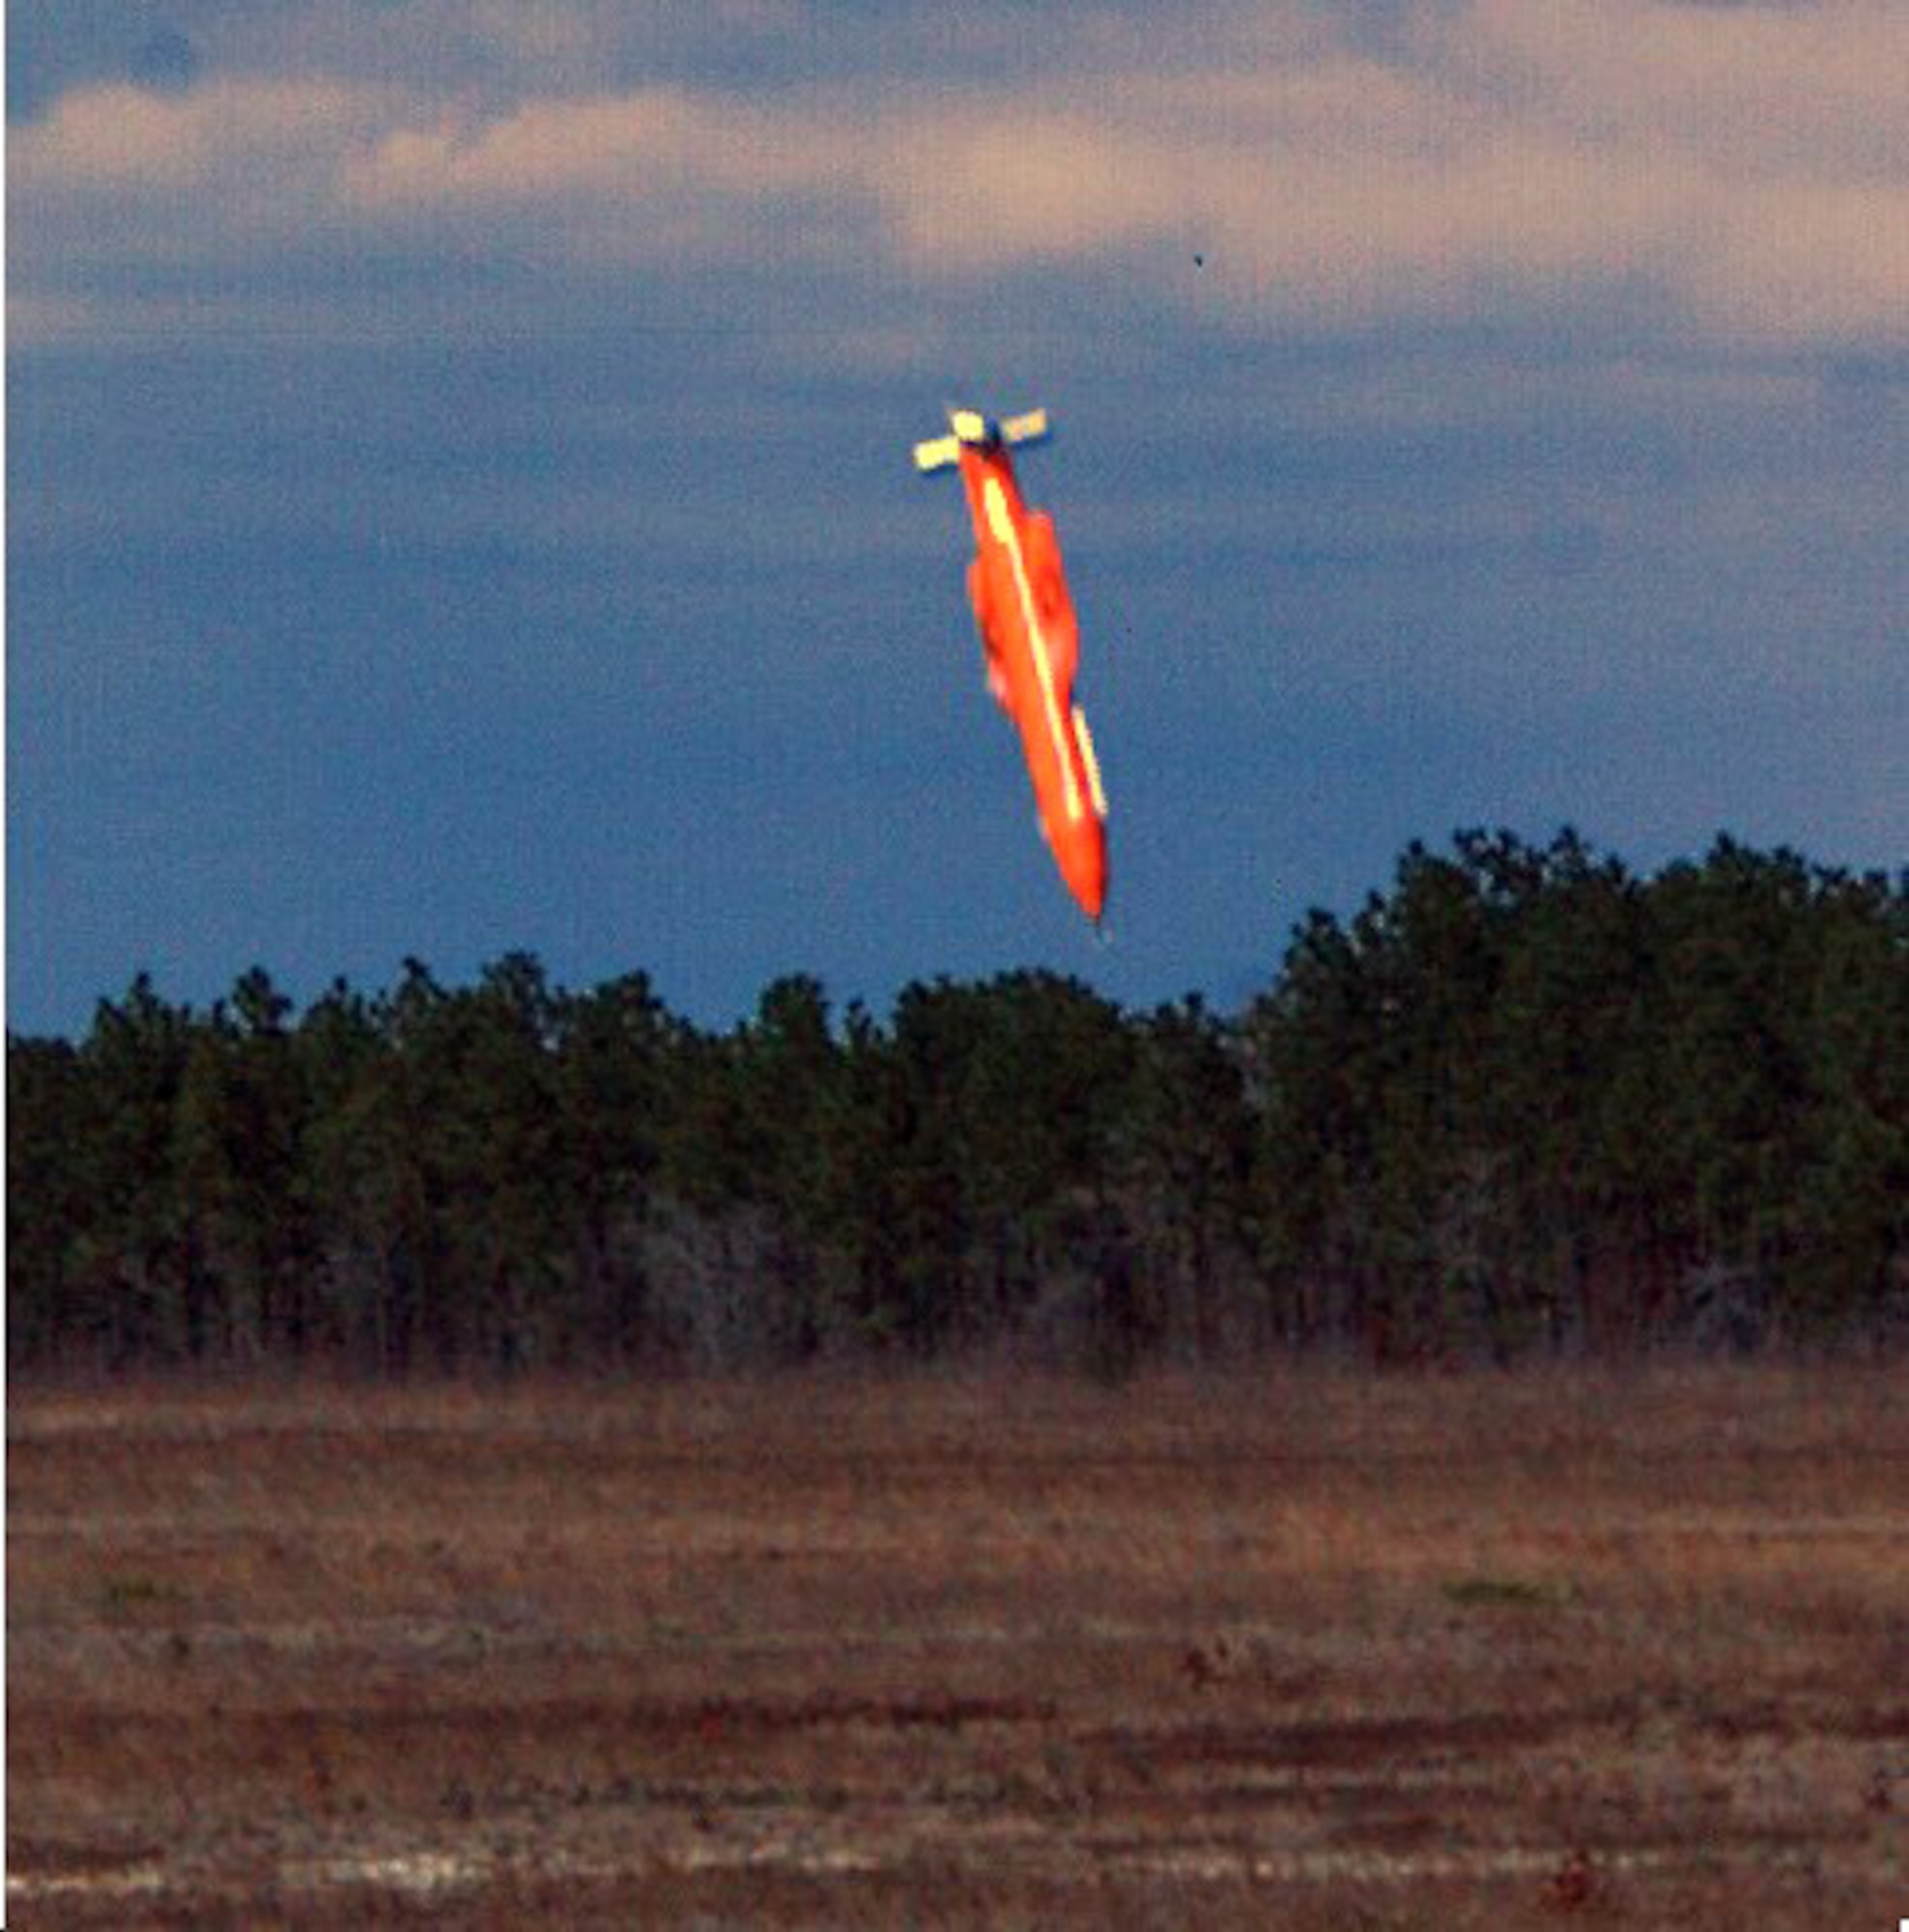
(339, 92, 814, 210)
(1451, 0, 1908, 180)
(10, 2, 1906, 353)
(14, 79, 399, 194)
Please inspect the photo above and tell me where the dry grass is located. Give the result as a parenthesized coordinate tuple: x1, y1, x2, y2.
(9, 1363, 1908, 1925)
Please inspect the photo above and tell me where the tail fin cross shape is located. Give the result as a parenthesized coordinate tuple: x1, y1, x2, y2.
(914, 407, 1051, 474)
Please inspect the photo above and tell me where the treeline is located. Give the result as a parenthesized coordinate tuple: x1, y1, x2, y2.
(9, 831, 1906, 1374)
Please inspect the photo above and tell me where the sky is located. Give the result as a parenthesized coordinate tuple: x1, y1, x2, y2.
(8, 0, 1905, 1037)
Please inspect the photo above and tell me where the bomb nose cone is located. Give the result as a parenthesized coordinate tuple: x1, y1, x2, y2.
(1058, 824, 1107, 925)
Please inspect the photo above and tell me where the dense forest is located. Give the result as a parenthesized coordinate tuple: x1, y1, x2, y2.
(9, 830, 1907, 1375)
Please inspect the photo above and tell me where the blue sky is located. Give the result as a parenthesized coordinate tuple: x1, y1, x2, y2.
(9, 1, 1905, 1035)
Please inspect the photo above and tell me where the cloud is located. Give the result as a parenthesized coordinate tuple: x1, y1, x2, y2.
(1452, 0, 1907, 179)
(10, 1, 1906, 354)
(13, 77, 387, 194)
(338, 87, 859, 227)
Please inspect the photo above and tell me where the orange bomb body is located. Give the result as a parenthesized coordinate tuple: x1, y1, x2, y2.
(914, 409, 1108, 923)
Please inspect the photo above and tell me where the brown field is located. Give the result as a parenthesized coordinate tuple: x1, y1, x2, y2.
(9, 1363, 1909, 1926)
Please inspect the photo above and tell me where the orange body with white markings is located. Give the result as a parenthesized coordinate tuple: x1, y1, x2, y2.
(918, 410, 1107, 923)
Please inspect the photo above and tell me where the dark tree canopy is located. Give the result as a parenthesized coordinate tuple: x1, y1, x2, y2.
(9, 832, 1905, 1374)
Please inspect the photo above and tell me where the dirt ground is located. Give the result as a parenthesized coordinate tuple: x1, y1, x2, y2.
(9, 1363, 1908, 1926)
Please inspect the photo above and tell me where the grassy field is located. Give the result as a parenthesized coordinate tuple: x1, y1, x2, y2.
(9, 1364, 1908, 1925)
